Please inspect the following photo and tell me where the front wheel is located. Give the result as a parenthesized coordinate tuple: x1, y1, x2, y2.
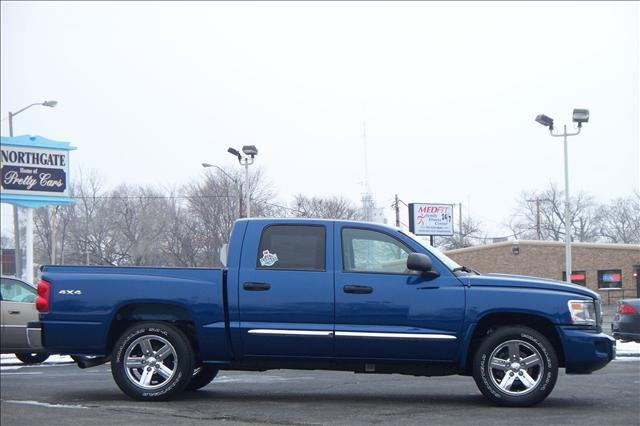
(473, 326, 558, 407)
(15, 352, 49, 364)
(111, 322, 195, 401)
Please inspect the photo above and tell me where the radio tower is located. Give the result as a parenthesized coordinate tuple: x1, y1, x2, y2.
(361, 121, 374, 221)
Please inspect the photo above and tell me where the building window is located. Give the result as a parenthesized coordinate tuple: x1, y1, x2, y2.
(597, 270, 622, 289)
(562, 271, 587, 286)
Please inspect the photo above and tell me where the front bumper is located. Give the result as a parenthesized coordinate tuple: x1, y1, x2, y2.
(557, 326, 615, 374)
(26, 321, 43, 349)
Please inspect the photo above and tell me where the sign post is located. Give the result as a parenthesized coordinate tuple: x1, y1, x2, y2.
(408, 203, 455, 245)
(1, 135, 76, 283)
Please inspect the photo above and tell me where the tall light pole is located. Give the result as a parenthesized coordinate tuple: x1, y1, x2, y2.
(201, 163, 243, 218)
(7, 100, 58, 281)
(535, 109, 589, 283)
(227, 146, 258, 218)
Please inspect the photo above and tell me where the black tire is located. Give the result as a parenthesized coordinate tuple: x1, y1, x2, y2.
(185, 365, 219, 391)
(472, 325, 558, 407)
(15, 352, 50, 364)
(111, 322, 195, 401)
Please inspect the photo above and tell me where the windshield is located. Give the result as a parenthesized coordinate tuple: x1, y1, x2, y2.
(400, 230, 462, 271)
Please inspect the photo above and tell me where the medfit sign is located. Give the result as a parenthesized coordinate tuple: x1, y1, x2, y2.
(408, 203, 454, 236)
(0, 135, 76, 208)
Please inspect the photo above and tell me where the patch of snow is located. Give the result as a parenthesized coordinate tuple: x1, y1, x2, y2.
(4, 400, 88, 409)
(1, 354, 74, 365)
(616, 339, 640, 358)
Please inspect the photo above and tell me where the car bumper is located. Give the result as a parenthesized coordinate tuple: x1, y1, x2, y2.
(556, 326, 615, 374)
(611, 317, 640, 342)
(612, 330, 640, 343)
(26, 321, 43, 348)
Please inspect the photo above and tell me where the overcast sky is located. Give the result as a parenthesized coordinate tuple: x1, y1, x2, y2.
(1, 1, 639, 238)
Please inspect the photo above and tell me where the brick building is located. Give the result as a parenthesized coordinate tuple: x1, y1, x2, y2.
(446, 241, 640, 305)
(1, 248, 16, 276)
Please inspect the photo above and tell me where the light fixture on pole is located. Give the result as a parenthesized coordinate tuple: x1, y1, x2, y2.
(201, 163, 243, 218)
(7, 100, 58, 282)
(535, 108, 589, 283)
(227, 145, 258, 218)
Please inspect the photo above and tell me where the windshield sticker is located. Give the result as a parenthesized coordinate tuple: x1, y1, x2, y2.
(260, 250, 279, 267)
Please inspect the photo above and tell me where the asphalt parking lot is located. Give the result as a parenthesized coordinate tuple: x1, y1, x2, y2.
(1, 357, 639, 426)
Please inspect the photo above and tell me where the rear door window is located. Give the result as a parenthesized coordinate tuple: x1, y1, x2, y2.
(256, 225, 326, 271)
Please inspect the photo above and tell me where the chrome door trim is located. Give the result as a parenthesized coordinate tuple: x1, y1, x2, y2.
(335, 331, 457, 340)
(246, 329, 457, 340)
(247, 329, 333, 337)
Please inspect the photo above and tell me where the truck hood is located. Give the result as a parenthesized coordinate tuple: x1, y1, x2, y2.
(465, 273, 599, 299)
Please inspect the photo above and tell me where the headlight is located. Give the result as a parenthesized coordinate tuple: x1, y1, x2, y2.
(568, 300, 597, 325)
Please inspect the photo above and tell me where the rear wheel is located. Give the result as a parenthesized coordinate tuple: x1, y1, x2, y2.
(185, 365, 219, 391)
(473, 326, 558, 407)
(111, 322, 194, 401)
(15, 352, 49, 364)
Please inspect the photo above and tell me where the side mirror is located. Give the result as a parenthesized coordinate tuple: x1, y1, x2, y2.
(407, 253, 435, 274)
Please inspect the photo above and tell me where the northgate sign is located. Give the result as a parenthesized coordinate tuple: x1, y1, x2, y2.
(0, 135, 76, 284)
(0, 135, 74, 206)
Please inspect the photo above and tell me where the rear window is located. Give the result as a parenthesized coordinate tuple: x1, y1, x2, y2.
(256, 225, 326, 271)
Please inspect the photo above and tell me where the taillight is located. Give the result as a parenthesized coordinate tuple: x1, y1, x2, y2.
(619, 304, 638, 315)
(36, 280, 51, 313)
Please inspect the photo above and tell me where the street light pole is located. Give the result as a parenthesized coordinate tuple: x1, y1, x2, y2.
(8, 112, 22, 278)
(227, 146, 258, 218)
(552, 124, 580, 284)
(243, 158, 251, 218)
(6, 100, 58, 281)
(535, 109, 588, 283)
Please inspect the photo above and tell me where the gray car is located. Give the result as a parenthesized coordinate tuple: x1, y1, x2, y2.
(612, 298, 640, 343)
(1, 275, 50, 364)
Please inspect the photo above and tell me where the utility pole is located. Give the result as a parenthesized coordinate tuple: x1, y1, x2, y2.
(50, 206, 57, 264)
(535, 199, 541, 240)
(394, 194, 400, 227)
(459, 203, 463, 245)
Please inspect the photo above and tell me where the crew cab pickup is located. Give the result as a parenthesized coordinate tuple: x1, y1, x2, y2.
(31, 219, 615, 406)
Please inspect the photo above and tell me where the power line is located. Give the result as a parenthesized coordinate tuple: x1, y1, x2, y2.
(59, 194, 305, 215)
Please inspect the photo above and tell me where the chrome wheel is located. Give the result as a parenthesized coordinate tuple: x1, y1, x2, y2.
(488, 339, 543, 396)
(124, 335, 178, 390)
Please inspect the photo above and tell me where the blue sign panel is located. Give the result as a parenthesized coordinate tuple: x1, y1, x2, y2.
(2, 165, 67, 193)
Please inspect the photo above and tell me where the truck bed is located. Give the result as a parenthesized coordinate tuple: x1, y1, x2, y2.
(39, 265, 227, 359)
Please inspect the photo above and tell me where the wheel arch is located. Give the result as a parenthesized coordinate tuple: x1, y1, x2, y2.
(106, 303, 199, 357)
(462, 312, 565, 375)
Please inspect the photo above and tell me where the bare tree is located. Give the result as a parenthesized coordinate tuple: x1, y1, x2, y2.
(159, 188, 203, 267)
(291, 194, 362, 220)
(596, 192, 640, 244)
(1, 233, 12, 249)
(510, 183, 598, 242)
(439, 216, 484, 250)
(185, 166, 277, 266)
(106, 184, 170, 266)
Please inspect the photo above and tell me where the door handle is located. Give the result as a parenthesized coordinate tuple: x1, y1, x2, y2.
(343, 285, 373, 294)
(243, 282, 271, 291)
(9, 310, 21, 315)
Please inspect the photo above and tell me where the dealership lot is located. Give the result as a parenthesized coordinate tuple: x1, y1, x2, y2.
(1, 356, 638, 426)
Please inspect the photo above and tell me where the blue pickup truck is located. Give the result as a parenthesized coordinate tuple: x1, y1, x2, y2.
(31, 218, 615, 406)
